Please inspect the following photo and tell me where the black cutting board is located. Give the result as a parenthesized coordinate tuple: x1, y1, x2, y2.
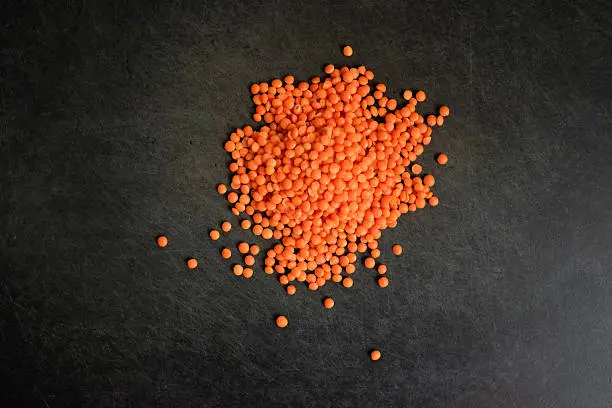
(1, 0, 611, 406)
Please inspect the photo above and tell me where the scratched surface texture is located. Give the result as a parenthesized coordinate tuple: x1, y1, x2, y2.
(1, 0, 611, 407)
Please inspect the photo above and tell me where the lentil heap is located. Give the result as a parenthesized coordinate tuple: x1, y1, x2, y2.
(221, 51, 449, 291)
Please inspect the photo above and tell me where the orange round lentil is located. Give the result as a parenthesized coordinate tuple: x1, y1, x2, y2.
(244, 255, 255, 266)
(233, 264, 244, 276)
(437, 153, 448, 165)
(227, 192, 238, 203)
(342, 45, 353, 56)
(187, 258, 198, 269)
(392, 244, 403, 255)
(423, 174, 435, 187)
(370, 349, 381, 361)
(221, 221, 232, 232)
(156, 235, 168, 247)
(238, 242, 250, 254)
(323, 297, 335, 309)
(262, 228, 273, 240)
(364, 257, 376, 269)
(221, 248, 231, 259)
(276, 315, 288, 328)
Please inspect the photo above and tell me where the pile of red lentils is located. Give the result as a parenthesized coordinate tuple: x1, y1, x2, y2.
(158, 46, 450, 361)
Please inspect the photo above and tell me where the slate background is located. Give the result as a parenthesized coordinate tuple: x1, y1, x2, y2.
(1, 0, 611, 407)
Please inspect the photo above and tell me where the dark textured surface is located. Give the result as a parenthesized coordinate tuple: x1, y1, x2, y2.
(2, 0, 612, 406)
